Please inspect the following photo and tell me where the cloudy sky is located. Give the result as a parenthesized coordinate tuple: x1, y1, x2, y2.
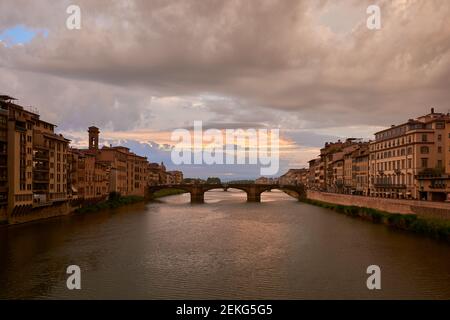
(1, 0, 449, 179)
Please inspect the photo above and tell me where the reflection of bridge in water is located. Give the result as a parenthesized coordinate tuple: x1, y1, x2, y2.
(146, 184, 306, 203)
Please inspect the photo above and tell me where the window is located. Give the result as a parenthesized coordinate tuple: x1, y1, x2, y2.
(437, 160, 443, 168)
(420, 146, 429, 154)
(408, 159, 412, 169)
(438, 134, 442, 141)
(421, 158, 428, 168)
(438, 146, 442, 153)
(422, 134, 427, 142)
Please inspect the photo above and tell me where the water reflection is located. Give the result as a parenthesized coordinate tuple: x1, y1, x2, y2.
(0, 191, 449, 299)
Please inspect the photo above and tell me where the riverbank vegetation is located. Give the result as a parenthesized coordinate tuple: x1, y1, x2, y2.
(301, 198, 450, 242)
(76, 189, 187, 214)
(75, 193, 145, 214)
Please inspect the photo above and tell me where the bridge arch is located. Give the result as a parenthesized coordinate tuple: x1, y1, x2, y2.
(145, 183, 305, 203)
(259, 187, 303, 201)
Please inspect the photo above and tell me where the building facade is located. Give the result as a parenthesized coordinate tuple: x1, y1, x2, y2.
(370, 108, 450, 201)
(306, 108, 450, 202)
(0, 95, 71, 222)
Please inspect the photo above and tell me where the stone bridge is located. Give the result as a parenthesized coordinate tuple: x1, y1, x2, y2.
(146, 183, 306, 203)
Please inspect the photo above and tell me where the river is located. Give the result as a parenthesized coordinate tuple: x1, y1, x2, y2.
(0, 189, 449, 299)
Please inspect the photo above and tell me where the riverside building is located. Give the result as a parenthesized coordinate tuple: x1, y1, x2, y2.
(306, 108, 450, 202)
(0, 95, 70, 222)
(369, 108, 450, 201)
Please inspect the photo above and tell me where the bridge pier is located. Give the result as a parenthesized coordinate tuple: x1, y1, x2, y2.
(145, 183, 306, 204)
(247, 190, 261, 202)
(190, 192, 204, 203)
(189, 185, 206, 203)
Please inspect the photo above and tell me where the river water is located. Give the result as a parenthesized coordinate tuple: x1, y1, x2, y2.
(0, 190, 449, 299)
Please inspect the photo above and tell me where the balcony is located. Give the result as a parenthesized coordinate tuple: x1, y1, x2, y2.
(33, 184, 49, 192)
(416, 168, 446, 179)
(34, 152, 49, 160)
(33, 165, 49, 172)
(15, 121, 26, 132)
(374, 183, 406, 189)
(429, 184, 446, 189)
(33, 173, 49, 183)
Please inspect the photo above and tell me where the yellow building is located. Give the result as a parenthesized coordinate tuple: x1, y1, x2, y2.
(0, 95, 70, 221)
(307, 158, 323, 190)
(352, 144, 370, 196)
(369, 108, 450, 200)
(127, 152, 148, 196)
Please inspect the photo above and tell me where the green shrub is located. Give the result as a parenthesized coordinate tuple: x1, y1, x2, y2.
(300, 197, 450, 242)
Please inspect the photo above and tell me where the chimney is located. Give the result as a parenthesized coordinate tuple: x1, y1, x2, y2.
(431, 107, 435, 114)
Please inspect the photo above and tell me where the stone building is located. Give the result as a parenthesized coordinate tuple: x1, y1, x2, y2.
(306, 108, 450, 202)
(278, 168, 308, 186)
(77, 126, 149, 197)
(370, 108, 450, 201)
(147, 162, 167, 185)
(0, 95, 71, 222)
(69, 148, 109, 201)
(166, 170, 183, 184)
(352, 144, 370, 196)
(255, 177, 278, 184)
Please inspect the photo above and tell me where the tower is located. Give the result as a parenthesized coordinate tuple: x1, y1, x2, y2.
(88, 126, 100, 150)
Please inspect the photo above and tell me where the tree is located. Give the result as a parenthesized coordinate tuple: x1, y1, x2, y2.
(206, 177, 221, 184)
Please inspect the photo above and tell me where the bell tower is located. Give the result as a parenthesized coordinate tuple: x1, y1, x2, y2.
(88, 126, 100, 150)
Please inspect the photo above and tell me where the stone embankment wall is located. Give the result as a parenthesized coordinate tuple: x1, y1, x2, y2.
(307, 191, 450, 220)
(8, 201, 77, 225)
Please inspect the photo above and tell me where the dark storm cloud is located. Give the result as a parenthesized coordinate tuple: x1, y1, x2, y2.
(1, 0, 449, 133)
